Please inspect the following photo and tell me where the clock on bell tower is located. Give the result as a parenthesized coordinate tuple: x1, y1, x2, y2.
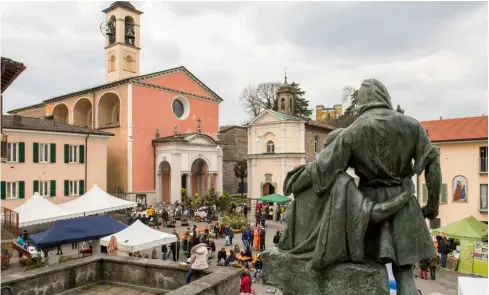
(101, 1, 143, 83)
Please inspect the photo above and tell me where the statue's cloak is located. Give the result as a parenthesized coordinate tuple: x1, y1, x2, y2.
(279, 169, 375, 270)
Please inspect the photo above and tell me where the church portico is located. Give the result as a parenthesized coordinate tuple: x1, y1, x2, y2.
(154, 133, 223, 204)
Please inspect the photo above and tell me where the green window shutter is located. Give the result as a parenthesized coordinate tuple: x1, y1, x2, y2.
(79, 145, 85, 164)
(64, 144, 69, 163)
(33, 143, 39, 163)
(79, 180, 85, 195)
(33, 180, 39, 193)
(441, 183, 448, 204)
(19, 181, 25, 199)
(422, 184, 428, 203)
(0, 182, 5, 200)
(64, 180, 69, 196)
(50, 143, 56, 163)
(18, 142, 25, 163)
(50, 180, 56, 197)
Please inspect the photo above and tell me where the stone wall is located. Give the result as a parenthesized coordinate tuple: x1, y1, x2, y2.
(1, 255, 241, 295)
(219, 126, 248, 194)
(304, 125, 331, 163)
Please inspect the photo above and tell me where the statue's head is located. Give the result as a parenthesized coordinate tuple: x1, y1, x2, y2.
(357, 79, 393, 115)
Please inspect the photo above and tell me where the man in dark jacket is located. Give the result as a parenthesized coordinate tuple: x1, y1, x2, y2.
(241, 228, 249, 249)
(217, 247, 227, 265)
(243, 204, 248, 219)
(169, 229, 180, 262)
(162, 209, 169, 227)
(438, 237, 449, 268)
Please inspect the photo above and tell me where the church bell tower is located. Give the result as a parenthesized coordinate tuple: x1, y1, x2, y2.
(102, 1, 143, 83)
(276, 73, 295, 116)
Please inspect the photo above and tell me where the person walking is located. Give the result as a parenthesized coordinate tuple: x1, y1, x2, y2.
(429, 254, 440, 280)
(241, 228, 249, 249)
(419, 258, 429, 280)
(56, 245, 63, 255)
(225, 224, 231, 246)
(170, 229, 180, 262)
(247, 226, 253, 249)
(162, 209, 169, 228)
(259, 226, 266, 251)
(229, 227, 235, 245)
(185, 243, 209, 284)
(161, 244, 168, 260)
(438, 237, 448, 268)
(255, 211, 261, 227)
(243, 204, 248, 219)
(253, 226, 260, 251)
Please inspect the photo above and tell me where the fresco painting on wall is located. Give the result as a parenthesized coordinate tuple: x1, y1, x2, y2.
(453, 175, 468, 202)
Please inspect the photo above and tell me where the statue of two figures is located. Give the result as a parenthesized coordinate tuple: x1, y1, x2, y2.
(269, 79, 441, 295)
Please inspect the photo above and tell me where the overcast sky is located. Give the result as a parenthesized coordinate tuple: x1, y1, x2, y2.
(1, 1, 487, 125)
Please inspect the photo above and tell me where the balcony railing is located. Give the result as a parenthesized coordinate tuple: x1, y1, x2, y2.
(1, 207, 19, 239)
(480, 157, 488, 173)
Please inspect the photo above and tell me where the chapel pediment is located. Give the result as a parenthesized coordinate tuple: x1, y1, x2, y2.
(248, 109, 302, 125)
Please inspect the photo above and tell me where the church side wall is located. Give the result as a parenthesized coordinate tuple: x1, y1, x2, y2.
(220, 127, 248, 194)
(304, 125, 331, 163)
(131, 85, 220, 194)
(13, 106, 46, 118)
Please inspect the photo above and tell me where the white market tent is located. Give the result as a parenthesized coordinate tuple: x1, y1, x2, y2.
(100, 220, 177, 254)
(14, 193, 82, 227)
(58, 184, 137, 216)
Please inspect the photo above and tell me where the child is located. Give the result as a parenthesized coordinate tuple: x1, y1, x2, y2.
(419, 258, 429, 280)
(252, 254, 263, 283)
(429, 253, 440, 280)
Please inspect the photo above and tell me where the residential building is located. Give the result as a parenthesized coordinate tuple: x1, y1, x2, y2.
(219, 125, 248, 194)
(1, 115, 113, 209)
(418, 116, 488, 228)
(315, 104, 343, 121)
(247, 76, 335, 214)
(7, 2, 223, 205)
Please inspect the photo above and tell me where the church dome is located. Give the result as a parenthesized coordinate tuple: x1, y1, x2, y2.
(110, 1, 135, 9)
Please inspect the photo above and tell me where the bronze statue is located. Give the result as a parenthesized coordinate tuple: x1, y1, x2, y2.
(277, 79, 441, 295)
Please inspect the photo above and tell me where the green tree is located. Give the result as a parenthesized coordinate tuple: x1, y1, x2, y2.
(291, 82, 312, 119)
(234, 159, 247, 196)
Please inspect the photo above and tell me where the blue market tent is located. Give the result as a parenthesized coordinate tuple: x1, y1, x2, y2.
(29, 216, 127, 248)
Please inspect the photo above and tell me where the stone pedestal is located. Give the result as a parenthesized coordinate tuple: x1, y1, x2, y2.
(261, 247, 389, 295)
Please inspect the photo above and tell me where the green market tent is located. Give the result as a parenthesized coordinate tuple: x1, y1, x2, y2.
(432, 216, 488, 240)
(432, 216, 488, 277)
(257, 194, 292, 204)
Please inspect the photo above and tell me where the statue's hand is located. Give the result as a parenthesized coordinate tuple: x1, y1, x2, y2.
(421, 205, 439, 220)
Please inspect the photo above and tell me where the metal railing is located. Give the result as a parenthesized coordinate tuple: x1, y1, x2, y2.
(1, 207, 19, 237)
(480, 157, 488, 173)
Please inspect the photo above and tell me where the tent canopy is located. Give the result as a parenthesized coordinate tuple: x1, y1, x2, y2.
(100, 220, 177, 253)
(432, 216, 488, 240)
(29, 216, 127, 248)
(257, 194, 292, 204)
(58, 184, 136, 216)
(14, 193, 81, 227)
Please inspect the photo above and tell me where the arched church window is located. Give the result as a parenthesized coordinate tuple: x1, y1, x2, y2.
(125, 55, 133, 72)
(266, 141, 275, 153)
(125, 16, 135, 45)
(109, 55, 116, 72)
(314, 135, 319, 153)
(281, 98, 285, 111)
(289, 97, 293, 112)
(108, 16, 116, 45)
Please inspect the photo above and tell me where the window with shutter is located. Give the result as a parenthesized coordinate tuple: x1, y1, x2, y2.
(33, 143, 39, 163)
(33, 180, 39, 193)
(64, 180, 69, 196)
(50, 143, 56, 163)
(64, 144, 69, 163)
(0, 181, 5, 200)
(79, 180, 85, 195)
(79, 145, 85, 163)
(50, 180, 56, 197)
(18, 181, 25, 199)
(422, 184, 428, 203)
(18, 142, 25, 163)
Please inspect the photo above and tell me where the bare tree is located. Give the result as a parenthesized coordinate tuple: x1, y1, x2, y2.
(257, 82, 281, 110)
(239, 84, 262, 117)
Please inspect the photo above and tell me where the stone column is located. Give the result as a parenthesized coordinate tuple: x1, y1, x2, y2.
(186, 173, 192, 199)
(216, 146, 224, 193)
(207, 173, 211, 191)
(155, 159, 162, 204)
(170, 153, 181, 203)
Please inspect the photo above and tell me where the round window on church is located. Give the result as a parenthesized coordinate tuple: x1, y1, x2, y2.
(172, 96, 190, 120)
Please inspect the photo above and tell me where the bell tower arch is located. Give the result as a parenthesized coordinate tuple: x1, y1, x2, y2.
(102, 1, 143, 83)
